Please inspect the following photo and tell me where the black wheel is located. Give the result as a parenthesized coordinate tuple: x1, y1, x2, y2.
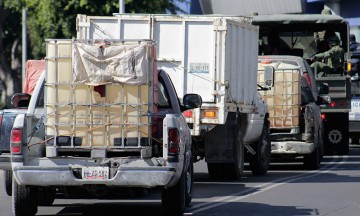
(4, 170, 12, 196)
(161, 159, 188, 216)
(223, 129, 244, 180)
(185, 159, 193, 207)
(303, 130, 321, 170)
(249, 120, 271, 175)
(38, 187, 56, 206)
(12, 177, 38, 216)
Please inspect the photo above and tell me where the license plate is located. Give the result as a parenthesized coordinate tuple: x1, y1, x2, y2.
(82, 167, 109, 180)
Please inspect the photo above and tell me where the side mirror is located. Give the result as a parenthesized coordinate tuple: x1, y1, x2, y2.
(319, 83, 329, 95)
(183, 94, 202, 110)
(11, 93, 31, 108)
(264, 66, 274, 88)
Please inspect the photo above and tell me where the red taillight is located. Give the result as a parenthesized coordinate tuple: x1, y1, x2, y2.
(11, 129, 21, 143)
(339, 101, 345, 107)
(183, 110, 193, 118)
(168, 129, 179, 154)
(11, 128, 22, 154)
(330, 102, 336, 107)
(321, 114, 326, 119)
(303, 73, 312, 89)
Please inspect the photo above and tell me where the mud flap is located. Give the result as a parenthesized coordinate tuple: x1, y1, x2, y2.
(204, 113, 237, 163)
(323, 113, 349, 154)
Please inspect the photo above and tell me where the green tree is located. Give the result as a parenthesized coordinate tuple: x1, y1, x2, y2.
(0, 0, 187, 107)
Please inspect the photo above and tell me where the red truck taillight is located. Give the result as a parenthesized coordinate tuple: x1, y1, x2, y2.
(11, 128, 22, 154)
(168, 129, 180, 155)
(183, 110, 193, 118)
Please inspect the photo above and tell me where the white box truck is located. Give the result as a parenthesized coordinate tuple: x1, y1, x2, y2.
(77, 14, 273, 179)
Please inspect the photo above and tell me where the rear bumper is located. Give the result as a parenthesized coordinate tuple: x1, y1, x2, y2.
(12, 157, 183, 188)
(271, 141, 315, 154)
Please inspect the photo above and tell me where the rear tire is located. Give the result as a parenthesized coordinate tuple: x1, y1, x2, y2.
(223, 130, 244, 180)
(12, 177, 38, 216)
(185, 158, 193, 207)
(38, 187, 56, 206)
(303, 130, 321, 170)
(162, 156, 191, 216)
(4, 170, 12, 196)
(249, 120, 271, 175)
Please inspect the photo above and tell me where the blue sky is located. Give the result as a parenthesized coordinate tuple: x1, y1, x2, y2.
(176, 0, 190, 14)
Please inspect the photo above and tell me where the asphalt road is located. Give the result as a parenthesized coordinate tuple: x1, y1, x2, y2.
(1, 145, 360, 216)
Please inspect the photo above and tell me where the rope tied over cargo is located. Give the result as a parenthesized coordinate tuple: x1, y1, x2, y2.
(27, 101, 161, 149)
(27, 122, 162, 149)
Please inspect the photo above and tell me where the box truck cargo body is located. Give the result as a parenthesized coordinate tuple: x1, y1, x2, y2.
(77, 14, 272, 179)
(77, 14, 258, 126)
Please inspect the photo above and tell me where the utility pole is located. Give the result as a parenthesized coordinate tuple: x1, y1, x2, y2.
(22, 9, 27, 90)
(119, 0, 125, 13)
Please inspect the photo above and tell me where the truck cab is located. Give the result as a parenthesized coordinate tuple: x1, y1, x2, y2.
(253, 13, 351, 155)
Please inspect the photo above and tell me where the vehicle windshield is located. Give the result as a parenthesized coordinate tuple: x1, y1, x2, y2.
(257, 22, 348, 77)
(259, 30, 343, 57)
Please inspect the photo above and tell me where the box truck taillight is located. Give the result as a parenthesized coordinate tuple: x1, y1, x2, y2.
(321, 114, 326, 120)
(168, 129, 180, 154)
(11, 128, 22, 154)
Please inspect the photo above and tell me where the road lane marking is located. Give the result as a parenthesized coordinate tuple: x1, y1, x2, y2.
(187, 155, 347, 214)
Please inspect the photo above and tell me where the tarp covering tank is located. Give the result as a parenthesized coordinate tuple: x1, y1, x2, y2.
(23, 60, 45, 94)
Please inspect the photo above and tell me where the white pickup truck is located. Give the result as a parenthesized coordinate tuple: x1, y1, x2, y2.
(10, 40, 202, 216)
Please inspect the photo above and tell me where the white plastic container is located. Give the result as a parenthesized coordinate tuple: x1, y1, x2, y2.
(258, 63, 301, 128)
(45, 40, 154, 147)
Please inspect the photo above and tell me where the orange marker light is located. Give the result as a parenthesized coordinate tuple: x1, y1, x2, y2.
(347, 62, 352, 72)
(204, 111, 216, 118)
